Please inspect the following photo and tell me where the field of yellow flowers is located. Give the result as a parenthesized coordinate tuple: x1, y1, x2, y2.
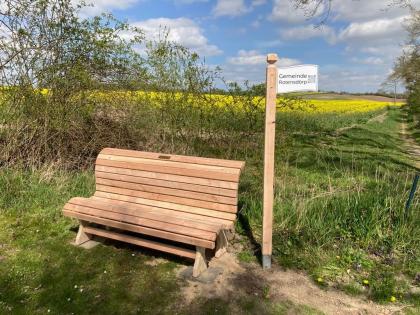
(301, 99, 403, 113)
(86, 91, 403, 113)
(1, 89, 403, 114)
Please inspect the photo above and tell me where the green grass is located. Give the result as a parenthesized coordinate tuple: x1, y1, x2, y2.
(0, 107, 419, 314)
(0, 170, 181, 314)
(0, 169, 322, 314)
(240, 108, 419, 306)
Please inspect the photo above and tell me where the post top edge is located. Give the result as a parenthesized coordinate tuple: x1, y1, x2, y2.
(267, 53, 278, 64)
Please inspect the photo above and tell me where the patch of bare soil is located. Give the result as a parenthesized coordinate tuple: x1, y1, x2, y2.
(401, 121, 420, 169)
(368, 111, 388, 123)
(177, 251, 404, 315)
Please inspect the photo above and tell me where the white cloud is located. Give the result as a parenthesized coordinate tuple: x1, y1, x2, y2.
(213, 0, 250, 17)
(228, 50, 266, 65)
(266, 1, 417, 92)
(221, 50, 301, 84)
(278, 14, 409, 50)
(77, 0, 139, 16)
(269, 0, 305, 23)
(278, 57, 301, 67)
(228, 50, 300, 66)
(280, 24, 336, 44)
(270, 0, 324, 23)
(212, 0, 266, 17)
(337, 15, 409, 77)
(252, 20, 261, 28)
(272, 0, 419, 23)
(338, 15, 408, 42)
(132, 18, 222, 57)
(320, 66, 391, 92)
(251, 0, 266, 6)
(332, 0, 420, 22)
(351, 56, 384, 65)
(359, 45, 404, 57)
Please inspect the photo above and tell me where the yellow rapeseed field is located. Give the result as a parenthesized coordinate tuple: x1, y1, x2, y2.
(211, 95, 403, 113)
(296, 99, 403, 113)
(88, 91, 403, 113)
(1, 89, 404, 113)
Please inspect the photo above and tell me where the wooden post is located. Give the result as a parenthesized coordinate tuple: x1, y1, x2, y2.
(193, 246, 207, 277)
(262, 53, 278, 269)
(215, 230, 228, 258)
(75, 220, 91, 245)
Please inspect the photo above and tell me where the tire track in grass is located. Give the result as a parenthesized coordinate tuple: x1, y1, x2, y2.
(400, 120, 420, 170)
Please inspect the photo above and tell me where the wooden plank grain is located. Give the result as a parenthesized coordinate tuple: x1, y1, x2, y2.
(64, 203, 216, 241)
(67, 197, 223, 233)
(95, 176, 237, 205)
(95, 184, 237, 213)
(98, 154, 240, 174)
(100, 148, 245, 170)
(93, 191, 237, 221)
(63, 148, 245, 257)
(95, 171, 238, 198)
(95, 165, 238, 190)
(88, 197, 234, 229)
(83, 226, 196, 259)
(63, 210, 215, 249)
(96, 159, 239, 182)
(262, 54, 277, 263)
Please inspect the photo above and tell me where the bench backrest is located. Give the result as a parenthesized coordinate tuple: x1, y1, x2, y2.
(94, 148, 245, 223)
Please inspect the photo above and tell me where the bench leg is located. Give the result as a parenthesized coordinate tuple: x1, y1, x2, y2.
(193, 246, 207, 278)
(215, 230, 228, 258)
(75, 220, 91, 245)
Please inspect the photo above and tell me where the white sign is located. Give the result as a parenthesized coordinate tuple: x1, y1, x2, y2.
(277, 64, 318, 94)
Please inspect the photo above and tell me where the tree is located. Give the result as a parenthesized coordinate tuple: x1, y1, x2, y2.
(0, 0, 224, 167)
(379, 75, 400, 104)
(0, 0, 146, 91)
(392, 8, 420, 117)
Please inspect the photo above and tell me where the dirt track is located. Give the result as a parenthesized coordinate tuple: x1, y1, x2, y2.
(178, 252, 403, 315)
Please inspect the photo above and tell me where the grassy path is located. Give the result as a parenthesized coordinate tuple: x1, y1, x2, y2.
(241, 107, 419, 311)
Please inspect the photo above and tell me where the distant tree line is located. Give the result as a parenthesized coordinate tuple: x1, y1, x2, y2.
(392, 8, 420, 120)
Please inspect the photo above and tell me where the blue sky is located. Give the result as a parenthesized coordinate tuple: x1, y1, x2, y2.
(82, 0, 419, 92)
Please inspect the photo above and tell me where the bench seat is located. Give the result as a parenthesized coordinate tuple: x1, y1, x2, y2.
(63, 148, 245, 277)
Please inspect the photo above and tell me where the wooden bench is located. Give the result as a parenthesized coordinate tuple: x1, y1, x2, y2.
(63, 148, 245, 277)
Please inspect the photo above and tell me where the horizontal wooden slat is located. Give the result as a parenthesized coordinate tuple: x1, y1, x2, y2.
(68, 197, 222, 233)
(64, 203, 215, 241)
(63, 210, 215, 249)
(96, 159, 239, 182)
(90, 197, 234, 228)
(98, 154, 240, 175)
(101, 148, 245, 170)
(63, 148, 244, 256)
(95, 165, 238, 190)
(83, 226, 196, 259)
(94, 191, 237, 221)
(96, 184, 236, 213)
(96, 171, 237, 198)
(95, 177, 237, 206)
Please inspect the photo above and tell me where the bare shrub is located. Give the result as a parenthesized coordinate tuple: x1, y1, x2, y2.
(0, 0, 265, 169)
